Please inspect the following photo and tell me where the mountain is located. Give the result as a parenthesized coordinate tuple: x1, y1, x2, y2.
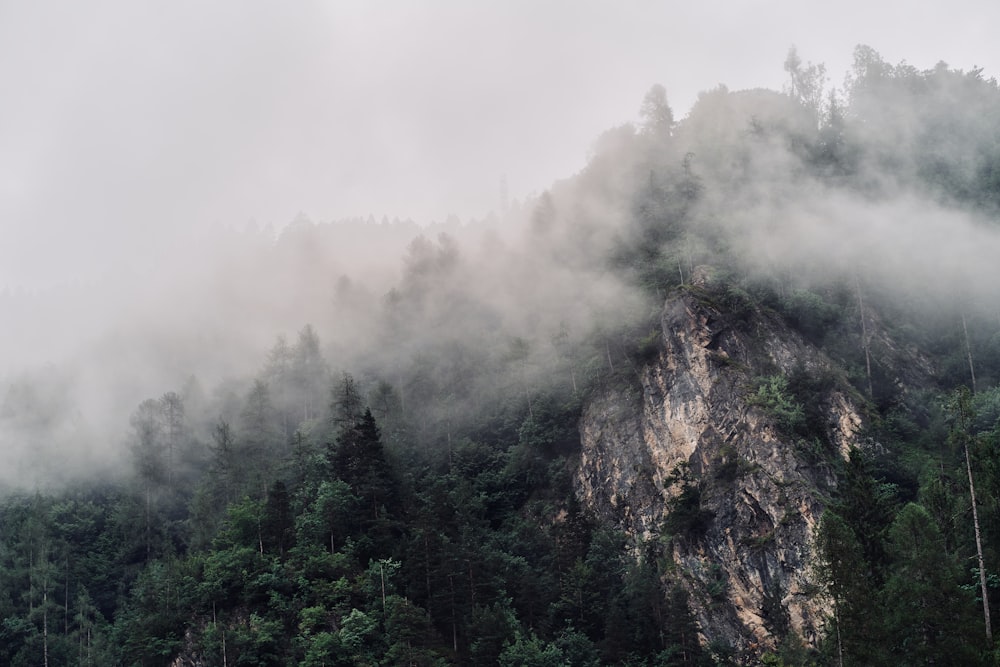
(3, 46, 1000, 665)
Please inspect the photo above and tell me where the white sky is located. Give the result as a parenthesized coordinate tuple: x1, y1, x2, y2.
(2, 0, 999, 289)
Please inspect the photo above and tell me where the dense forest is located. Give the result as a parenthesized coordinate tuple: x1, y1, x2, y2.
(5, 45, 1000, 665)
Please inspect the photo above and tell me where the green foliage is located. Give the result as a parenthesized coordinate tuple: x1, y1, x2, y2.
(553, 626, 601, 667)
(718, 285, 756, 324)
(663, 464, 715, 539)
(883, 503, 981, 663)
(814, 433, 1000, 665)
(759, 632, 817, 667)
(499, 630, 566, 667)
(778, 290, 843, 345)
(634, 328, 663, 364)
(704, 563, 728, 601)
(749, 375, 806, 435)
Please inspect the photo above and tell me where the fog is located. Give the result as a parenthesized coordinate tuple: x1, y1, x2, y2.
(3, 3, 1000, 488)
(4, 1, 999, 290)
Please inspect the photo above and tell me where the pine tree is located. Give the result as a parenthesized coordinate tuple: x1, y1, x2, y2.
(884, 503, 981, 663)
(329, 409, 396, 523)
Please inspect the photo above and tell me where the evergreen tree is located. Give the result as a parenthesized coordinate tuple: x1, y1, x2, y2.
(884, 503, 981, 664)
(261, 480, 294, 557)
(292, 325, 328, 423)
(328, 408, 400, 564)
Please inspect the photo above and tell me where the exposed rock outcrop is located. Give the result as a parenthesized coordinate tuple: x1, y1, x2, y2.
(576, 285, 866, 656)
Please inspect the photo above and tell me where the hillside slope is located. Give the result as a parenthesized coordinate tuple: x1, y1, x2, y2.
(577, 280, 869, 654)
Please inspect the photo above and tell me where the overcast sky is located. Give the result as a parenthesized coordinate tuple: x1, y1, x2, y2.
(2, 0, 999, 289)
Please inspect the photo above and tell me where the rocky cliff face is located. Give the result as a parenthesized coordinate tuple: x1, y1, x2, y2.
(575, 285, 866, 655)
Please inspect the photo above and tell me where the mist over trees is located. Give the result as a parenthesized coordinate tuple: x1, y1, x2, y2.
(3, 45, 1000, 663)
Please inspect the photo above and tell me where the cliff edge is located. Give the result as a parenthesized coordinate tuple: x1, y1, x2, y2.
(576, 282, 866, 654)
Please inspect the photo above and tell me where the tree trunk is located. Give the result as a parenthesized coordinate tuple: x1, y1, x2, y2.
(64, 560, 69, 636)
(449, 574, 458, 653)
(962, 312, 978, 394)
(424, 533, 432, 603)
(145, 486, 151, 562)
(43, 589, 49, 667)
(468, 559, 476, 607)
(380, 561, 387, 620)
(854, 274, 873, 399)
(964, 437, 992, 641)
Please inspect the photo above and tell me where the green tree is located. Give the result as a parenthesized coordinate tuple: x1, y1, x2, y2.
(384, 595, 446, 666)
(883, 503, 981, 664)
(130, 399, 166, 562)
(295, 479, 357, 554)
(331, 372, 364, 436)
(831, 448, 896, 579)
(263, 334, 296, 439)
(158, 391, 185, 486)
(499, 630, 566, 667)
(640, 83, 675, 139)
(660, 585, 709, 666)
(72, 586, 109, 667)
(815, 510, 885, 665)
(261, 480, 294, 557)
(948, 387, 993, 641)
(329, 408, 397, 525)
(784, 46, 827, 122)
(207, 419, 241, 505)
(292, 324, 329, 423)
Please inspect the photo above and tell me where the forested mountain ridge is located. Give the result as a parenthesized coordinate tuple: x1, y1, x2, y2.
(4, 46, 1000, 665)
